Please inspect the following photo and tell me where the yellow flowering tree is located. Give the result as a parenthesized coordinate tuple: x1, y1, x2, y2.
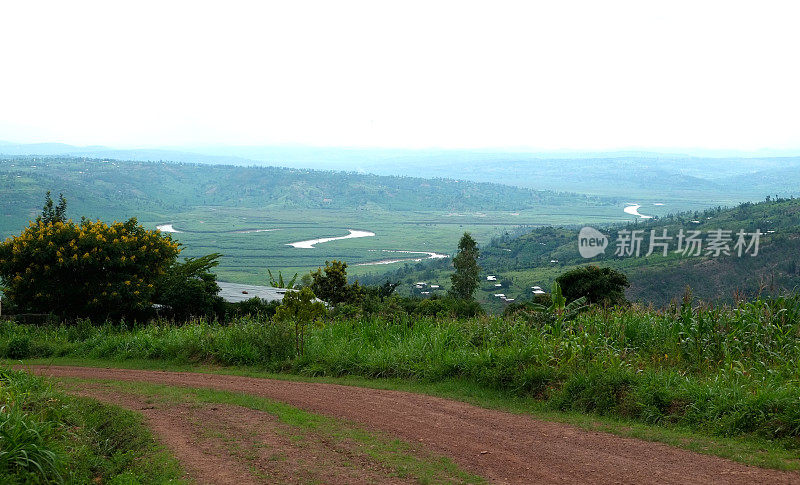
(0, 216, 180, 320)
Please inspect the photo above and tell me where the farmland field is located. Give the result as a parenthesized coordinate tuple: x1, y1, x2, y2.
(140, 205, 628, 283)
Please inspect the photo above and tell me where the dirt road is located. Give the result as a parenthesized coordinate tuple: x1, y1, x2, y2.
(27, 365, 800, 484)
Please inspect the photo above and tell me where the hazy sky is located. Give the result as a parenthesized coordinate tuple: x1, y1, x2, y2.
(2, 1, 799, 151)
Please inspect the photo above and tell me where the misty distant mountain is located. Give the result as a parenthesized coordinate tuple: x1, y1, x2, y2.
(3, 141, 800, 203)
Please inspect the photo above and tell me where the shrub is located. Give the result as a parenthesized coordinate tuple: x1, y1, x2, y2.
(556, 265, 629, 305)
(275, 287, 326, 354)
(154, 253, 225, 321)
(225, 297, 281, 320)
(0, 217, 179, 320)
(310, 260, 364, 305)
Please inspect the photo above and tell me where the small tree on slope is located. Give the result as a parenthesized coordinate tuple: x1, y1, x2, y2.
(449, 232, 480, 300)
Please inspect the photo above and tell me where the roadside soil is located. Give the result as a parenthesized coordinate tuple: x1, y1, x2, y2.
(29, 365, 800, 485)
(66, 382, 418, 485)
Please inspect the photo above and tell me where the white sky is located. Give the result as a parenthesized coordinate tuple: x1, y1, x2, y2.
(1, 0, 799, 151)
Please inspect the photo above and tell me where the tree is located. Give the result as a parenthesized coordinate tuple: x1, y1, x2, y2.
(275, 287, 326, 354)
(366, 281, 398, 300)
(449, 232, 480, 300)
(0, 216, 179, 320)
(555, 265, 629, 306)
(154, 253, 225, 321)
(36, 191, 68, 225)
(310, 260, 364, 305)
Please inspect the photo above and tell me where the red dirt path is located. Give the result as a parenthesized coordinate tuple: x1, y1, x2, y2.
(27, 365, 800, 484)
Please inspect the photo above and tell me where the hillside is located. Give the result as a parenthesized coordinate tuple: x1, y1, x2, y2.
(367, 198, 800, 308)
(5, 142, 800, 207)
(0, 156, 612, 233)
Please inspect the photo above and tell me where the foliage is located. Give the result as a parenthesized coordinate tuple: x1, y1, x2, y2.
(0, 212, 180, 320)
(364, 281, 399, 300)
(268, 269, 299, 289)
(0, 367, 182, 483)
(533, 281, 587, 319)
(225, 297, 281, 320)
(449, 233, 480, 300)
(275, 287, 326, 354)
(36, 191, 67, 225)
(154, 253, 225, 321)
(556, 265, 629, 305)
(9, 293, 800, 444)
(502, 282, 587, 326)
(310, 260, 364, 306)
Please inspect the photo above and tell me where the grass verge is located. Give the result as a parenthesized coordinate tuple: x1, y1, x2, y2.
(0, 365, 184, 484)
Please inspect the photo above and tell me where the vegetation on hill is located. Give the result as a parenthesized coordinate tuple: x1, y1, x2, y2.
(0, 156, 613, 236)
(373, 197, 800, 308)
(5, 142, 799, 204)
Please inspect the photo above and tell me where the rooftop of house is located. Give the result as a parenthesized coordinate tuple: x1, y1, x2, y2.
(217, 282, 288, 303)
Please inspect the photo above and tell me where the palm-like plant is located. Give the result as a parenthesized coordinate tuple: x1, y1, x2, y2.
(530, 281, 587, 321)
(268, 269, 299, 289)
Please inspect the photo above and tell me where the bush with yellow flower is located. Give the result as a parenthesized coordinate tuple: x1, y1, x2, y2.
(0, 215, 180, 320)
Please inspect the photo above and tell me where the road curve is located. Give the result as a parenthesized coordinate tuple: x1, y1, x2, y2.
(26, 365, 800, 485)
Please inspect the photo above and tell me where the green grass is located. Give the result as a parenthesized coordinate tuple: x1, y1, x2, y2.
(5, 294, 800, 470)
(60, 377, 485, 484)
(0, 367, 184, 484)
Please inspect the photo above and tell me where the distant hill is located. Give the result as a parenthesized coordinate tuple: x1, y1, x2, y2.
(0, 156, 612, 237)
(3, 142, 800, 206)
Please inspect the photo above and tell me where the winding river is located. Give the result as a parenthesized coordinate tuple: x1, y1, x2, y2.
(287, 229, 376, 248)
(355, 250, 448, 266)
(623, 204, 653, 219)
(156, 224, 182, 233)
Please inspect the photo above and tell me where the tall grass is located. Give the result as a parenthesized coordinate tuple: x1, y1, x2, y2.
(3, 295, 800, 444)
(0, 367, 183, 483)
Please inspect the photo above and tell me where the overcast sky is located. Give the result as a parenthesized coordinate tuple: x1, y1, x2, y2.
(1, 1, 799, 151)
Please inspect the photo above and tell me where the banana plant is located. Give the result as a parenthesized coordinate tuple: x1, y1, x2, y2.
(530, 281, 588, 320)
(267, 269, 299, 289)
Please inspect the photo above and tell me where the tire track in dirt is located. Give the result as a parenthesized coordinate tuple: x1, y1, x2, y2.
(67, 382, 419, 485)
(28, 365, 800, 485)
